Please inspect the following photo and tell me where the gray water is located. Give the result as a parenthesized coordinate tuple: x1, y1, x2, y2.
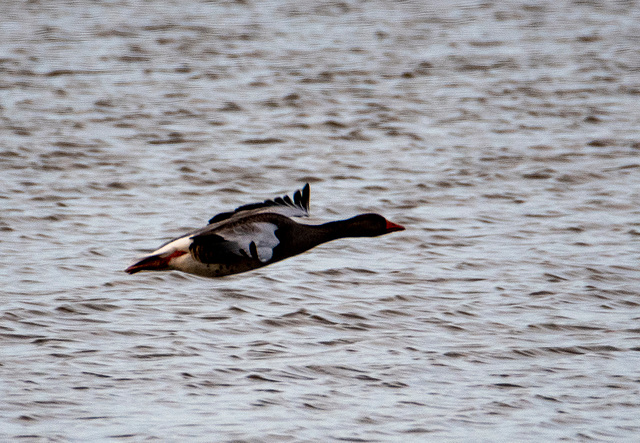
(2, 1, 640, 441)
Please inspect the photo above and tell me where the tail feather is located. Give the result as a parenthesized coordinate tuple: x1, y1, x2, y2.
(125, 250, 186, 274)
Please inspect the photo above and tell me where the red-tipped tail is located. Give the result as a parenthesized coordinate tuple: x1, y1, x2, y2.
(125, 250, 186, 274)
(385, 220, 405, 233)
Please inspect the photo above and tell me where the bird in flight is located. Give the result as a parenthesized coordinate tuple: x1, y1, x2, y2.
(125, 184, 404, 278)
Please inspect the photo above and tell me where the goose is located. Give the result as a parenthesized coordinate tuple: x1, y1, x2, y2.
(125, 184, 404, 278)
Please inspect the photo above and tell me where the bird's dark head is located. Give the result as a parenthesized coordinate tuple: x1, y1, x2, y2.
(344, 213, 405, 237)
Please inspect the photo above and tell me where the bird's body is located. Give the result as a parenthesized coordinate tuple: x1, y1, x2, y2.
(125, 184, 404, 278)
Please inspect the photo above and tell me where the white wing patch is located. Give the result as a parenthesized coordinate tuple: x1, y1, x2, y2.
(152, 235, 192, 256)
(223, 222, 279, 262)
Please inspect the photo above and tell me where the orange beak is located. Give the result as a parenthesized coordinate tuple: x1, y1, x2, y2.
(385, 220, 405, 233)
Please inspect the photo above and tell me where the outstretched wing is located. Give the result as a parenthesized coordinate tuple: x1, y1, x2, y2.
(190, 221, 280, 264)
(208, 184, 310, 225)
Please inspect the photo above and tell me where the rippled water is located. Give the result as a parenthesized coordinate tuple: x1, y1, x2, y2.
(2, 1, 640, 441)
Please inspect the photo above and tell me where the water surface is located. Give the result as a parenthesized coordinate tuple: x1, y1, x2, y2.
(2, 1, 640, 441)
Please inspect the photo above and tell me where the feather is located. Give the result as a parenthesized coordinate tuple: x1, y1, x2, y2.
(191, 222, 279, 264)
(208, 184, 309, 224)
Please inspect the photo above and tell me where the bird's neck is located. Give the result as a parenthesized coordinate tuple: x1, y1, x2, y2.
(315, 217, 368, 240)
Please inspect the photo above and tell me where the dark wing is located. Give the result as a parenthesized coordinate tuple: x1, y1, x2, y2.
(189, 233, 248, 264)
(208, 184, 309, 224)
(190, 221, 280, 264)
